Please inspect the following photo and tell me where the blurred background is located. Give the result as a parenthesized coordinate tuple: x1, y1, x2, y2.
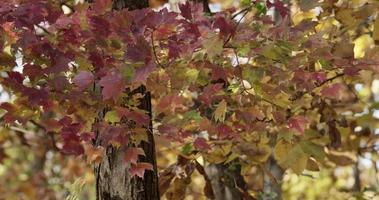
(0, 0, 379, 199)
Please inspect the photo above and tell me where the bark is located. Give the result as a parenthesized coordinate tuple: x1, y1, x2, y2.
(263, 157, 284, 200)
(205, 163, 246, 200)
(93, 1, 159, 200)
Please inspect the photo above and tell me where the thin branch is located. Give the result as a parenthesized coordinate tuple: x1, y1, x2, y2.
(223, 7, 251, 48)
(291, 73, 345, 101)
(232, 49, 285, 110)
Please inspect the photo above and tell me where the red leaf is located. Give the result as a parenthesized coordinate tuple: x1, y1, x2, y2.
(129, 162, 153, 178)
(288, 116, 308, 134)
(217, 124, 235, 139)
(73, 71, 94, 91)
(116, 107, 150, 126)
(321, 83, 344, 99)
(62, 141, 84, 156)
(92, 0, 112, 14)
(194, 137, 210, 150)
(125, 147, 145, 164)
(132, 61, 156, 84)
(99, 71, 126, 101)
(179, 2, 192, 20)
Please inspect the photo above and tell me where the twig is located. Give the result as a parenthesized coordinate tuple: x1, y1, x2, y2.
(291, 73, 345, 101)
(223, 7, 251, 48)
(232, 49, 285, 110)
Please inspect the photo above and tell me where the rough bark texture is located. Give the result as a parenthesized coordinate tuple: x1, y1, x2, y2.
(205, 163, 246, 200)
(94, 87, 159, 200)
(94, 1, 159, 200)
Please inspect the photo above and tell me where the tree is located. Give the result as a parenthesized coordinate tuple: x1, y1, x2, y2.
(1, 0, 379, 199)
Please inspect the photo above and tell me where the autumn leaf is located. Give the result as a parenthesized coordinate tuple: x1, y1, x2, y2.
(274, 140, 308, 174)
(288, 116, 308, 135)
(373, 18, 379, 41)
(298, 0, 320, 12)
(104, 110, 120, 123)
(213, 99, 227, 122)
(93, 0, 113, 14)
(99, 71, 126, 101)
(193, 137, 210, 150)
(129, 162, 153, 178)
(125, 147, 145, 165)
(202, 34, 223, 60)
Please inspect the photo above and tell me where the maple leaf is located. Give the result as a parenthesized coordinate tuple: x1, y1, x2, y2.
(73, 71, 94, 91)
(213, 99, 227, 122)
(298, 0, 320, 12)
(202, 34, 223, 60)
(62, 141, 84, 156)
(179, 2, 192, 20)
(194, 137, 210, 150)
(129, 162, 153, 178)
(116, 107, 150, 126)
(99, 71, 126, 101)
(92, 0, 112, 14)
(320, 83, 344, 99)
(132, 61, 156, 84)
(125, 147, 145, 165)
(288, 116, 308, 135)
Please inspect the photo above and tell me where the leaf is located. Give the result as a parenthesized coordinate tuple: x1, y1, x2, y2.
(298, 0, 320, 12)
(299, 141, 326, 161)
(274, 140, 308, 174)
(104, 110, 120, 123)
(116, 107, 150, 126)
(214, 100, 227, 122)
(93, 0, 113, 14)
(327, 151, 356, 166)
(99, 71, 126, 101)
(373, 18, 379, 41)
(193, 137, 211, 150)
(129, 162, 153, 178)
(181, 143, 193, 155)
(125, 147, 145, 165)
(202, 34, 223, 60)
(288, 116, 308, 135)
(62, 141, 84, 156)
(320, 83, 344, 99)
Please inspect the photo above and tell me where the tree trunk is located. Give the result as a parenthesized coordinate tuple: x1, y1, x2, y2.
(205, 163, 246, 200)
(93, 1, 159, 200)
(263, 157, 284, 200)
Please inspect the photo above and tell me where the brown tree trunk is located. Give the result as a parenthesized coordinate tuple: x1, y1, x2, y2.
(263, 157, 284, 200)
(205, 163, 246, 200)
(93, 1, 159, 200)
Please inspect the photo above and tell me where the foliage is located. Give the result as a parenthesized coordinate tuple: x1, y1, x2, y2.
(0, 0, 379, 198)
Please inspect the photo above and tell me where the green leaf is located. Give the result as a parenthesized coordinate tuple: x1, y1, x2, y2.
(121, 65, 135, 81)
(104, 111, 120, 123)
(299, 141, 326, 161)
(241, 0, 251, 7)
(183, 110, 203, 122)
(255, 2, 267, 16)
(181, 143, 193, 155)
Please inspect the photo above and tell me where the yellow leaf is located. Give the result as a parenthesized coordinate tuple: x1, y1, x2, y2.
(104, 110, 120, 123)
(354, 34, 374, 58)
(274, 140, 308, 174)
(202, 33, 223, 60)
(214, 100, 227, 122)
